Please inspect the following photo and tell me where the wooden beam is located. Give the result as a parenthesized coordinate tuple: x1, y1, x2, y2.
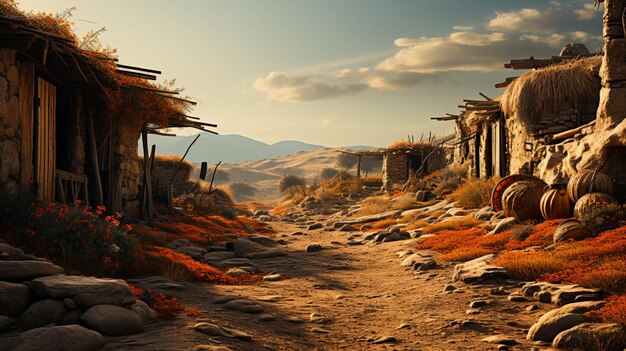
(141, 128, 154, 222)
(116, 63, 162, 75)
(116, 69, 157, 80)
(86, 110, 104, 206)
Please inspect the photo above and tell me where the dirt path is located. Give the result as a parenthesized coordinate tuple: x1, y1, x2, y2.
(104, 201, 553, 351)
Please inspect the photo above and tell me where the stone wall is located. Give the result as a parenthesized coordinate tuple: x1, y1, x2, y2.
(0, 49, 23, 194)
(114, 124, 142, 202)
(147, 157, 196, 198)
(382, 153, 407, 186)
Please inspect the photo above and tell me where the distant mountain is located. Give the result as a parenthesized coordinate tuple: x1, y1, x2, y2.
(144, 133, 333, 164)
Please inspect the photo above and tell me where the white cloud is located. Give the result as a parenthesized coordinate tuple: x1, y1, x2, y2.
(253, 72, 366, 102)
(453, 25, 474, 31)
(520, 33, 567, 47)
(487, 8, 545, 32)
(574, 3, 599, 21)
(449, 31, 505, 46)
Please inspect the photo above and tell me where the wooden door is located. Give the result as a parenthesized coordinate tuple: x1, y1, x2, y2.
(35, 77, 57, 200)
(493, 116, 508, 177)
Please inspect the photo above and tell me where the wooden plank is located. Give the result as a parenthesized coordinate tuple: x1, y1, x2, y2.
(86, 111, 104, 206)
(19, 63, 34, 191)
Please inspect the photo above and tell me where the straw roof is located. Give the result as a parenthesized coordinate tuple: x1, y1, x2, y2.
(500, 55, 601, 128)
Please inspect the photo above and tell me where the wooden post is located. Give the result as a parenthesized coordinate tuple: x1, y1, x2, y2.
(208, 161, 222, 193)
(356, 155, 362, 178)
(141, 128, 154, 222)
(86, 111, 104, 206)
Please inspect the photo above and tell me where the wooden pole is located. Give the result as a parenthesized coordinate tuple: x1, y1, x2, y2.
(208, 161, 222, 193)
(356, 155, 362, 178)
(86, 111, 104, 206)
(141, 128, 154, 222)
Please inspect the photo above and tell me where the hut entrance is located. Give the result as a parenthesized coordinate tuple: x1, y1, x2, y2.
(493, 117, 507, 177)
(485, 126, 493, 178)
(408, 154, 425, 177)
(34, 77, 57, 200)
(474, 130, 481, 178)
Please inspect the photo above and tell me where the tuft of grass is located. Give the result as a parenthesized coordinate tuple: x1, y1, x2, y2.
(448, 177, 500, 209)
(587, 295, 626, 326)
(441, 248, 494, 262)
(369, 218, 399, 229)
(353, 196, 391, 217)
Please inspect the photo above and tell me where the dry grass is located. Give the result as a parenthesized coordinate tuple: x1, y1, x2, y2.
(388, 141, 435, 150)
(422, 217, 483, 234)
(501, 55, 601, 127)
(404, 219, 429, 231)
(448, 177, 500, 209)
(153, 155, 194, 171)
(352, 196, 391, 217)
(369, 218, 399, 230)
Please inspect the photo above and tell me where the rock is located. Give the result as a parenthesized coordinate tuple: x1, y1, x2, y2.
(517, 282, 602, 305)
(62, 298, 76, 310)
(232, 239, 260, 257)
(552, 323, 626, 351)
(481, 335, 518, 345)
(223, 299, 264, 314)
(508, 295, 529, 302)
(58, 309, 82, 326)
(490, 217, 519, 235)
(246, 234, 276, 247)
(225, 268, 251, 277)
(130, 300, 158, 324)
(333, 210, 401, 226)
(381, 232, 402, 242)
(0, 315, 15, 332)
(443, 284, 456, 292)
(0, 243, 39, 261)
(218, 258, 259, 271)
(469, 300, 488, 309)
(19, 299, 66, 330)
(30, 275, 136, 309)
(452, 254, 508, 283)
(207, 245, 228, 252)
(534, 301, 606, 324)
(291, 231, 305, 236)
(310, 313, 330, 324)
(192, 345, 234, 351)
(11, 325, 105, 351)
(175, 245, 207, 259)
(360, 224, 373, 231)
(372, 336, 398, 344)
(0, 281, 30, 317)
(373, 232, 391, 243)
(170, 238, 190, 247)
(306, 244, 323, 253)
(527, 313, 586, 342)
(262, 273, 282, 282)
(400, 253, 437, 271)
(203, 251, 237, 261)
(257, 313, 276, 322)
(308, 223, 323, 230)
(81, 304, 144, 336)
(414, 190, 426, 202)
(194, 322, 252, 341)
(311, 327, 329, 333)
(244, 249, 288, 259)
(339, 224, 358, 232)
(0, 260, 64, 281)
(526, 304, 539, 312)
(254, 210, 269, 217)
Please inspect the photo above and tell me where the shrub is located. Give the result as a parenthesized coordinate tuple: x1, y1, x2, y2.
(579, 203, 626, 236)
(278, 175, 306, 194)
(432, 165, 468, 197)
(352, 196, 391, 217)
(586, 295, 626, 326)
(448, 177, 500, 209)
(421, 217, 483, 234)
(336, 153, 357, 169)
(228, 182, 256, 201)
(174, 188, 243, 218)
(319, 168, 340, 180)
(0, 200, 136, 276)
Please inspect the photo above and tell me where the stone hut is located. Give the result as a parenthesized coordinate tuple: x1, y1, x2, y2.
(381, 143, 448, 187)
(0, 3, 215, 215)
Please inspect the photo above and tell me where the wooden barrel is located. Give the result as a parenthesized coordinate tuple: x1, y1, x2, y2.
(553, 219, 592, 243)
(567, 169, 614, 203)
(491, 174, 546, 212)
(502, 181, 546, 220)
(573, 192, 619, 218)
(540, 184, 573, 220)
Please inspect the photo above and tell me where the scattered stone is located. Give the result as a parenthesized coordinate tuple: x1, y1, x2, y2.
(194, 322, 252, 341)
(247, 234, 277, 247)
(203, 251, 237, 261)
(232, 239, 260, 257)
(517, 282, 602, 306)
(311, 327, 329, 333)
(262, 273, 282, 282)
(400, 253, 437, 271)
(508, 295, 529, 302)
(192, 345, 234, 351)
(552, 323, 626, 351)
(490, 217, 519, 235)
(469, 300, 488, 309)
(527, 313, 586, 342)
(340, 224, 358, 232)
(526, 304, 539, 312)
(381, 232, 402, 242)
(465, 308, 480, 314)
(360, 224, 373, 231)
(257, 314, 276, 322)
(130, 300, 158, 324)
(0, 281, 30, 317)
(29, 275, 135, 309)
(443, 284, 456, 292)
(81, 304, 144, 336)
(225, 268, 250, 277)
(481, 335, 518, 345)
(175, 245, 207, 259)
(245, 249, 288, 259)
(0, 315, 15, 332)
(256, 295, 281, 302)
(11, 325, 105, 351)
(308, 223, 323, 230)
(372, 336, 398, 344)
(291, 231, 305, 236)
(452, 254, 508, 283)
(207, 245, 228, 252)
(19, 299, 66, 330)
(284, 316, 306, 323)
(306, 244, 323, 253)
(223, 299, 264, 314)
(0, 243, 39, 261)
(0, 260, 64, 281)
(310, 313, 330, 324)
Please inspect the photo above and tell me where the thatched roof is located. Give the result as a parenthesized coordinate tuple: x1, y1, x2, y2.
(500, 55, 601, 127)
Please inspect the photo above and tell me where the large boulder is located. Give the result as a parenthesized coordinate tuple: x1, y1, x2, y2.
(517, 282, 602, 305)
(19, 299, 66, 330)
(81, 304, 144, 336)
(452, 254, 508, 282)
(0, 260, 64, 281)
(400, 253, 437, 271)
(130, 300, 158, 324)
(11, 325, 105, 351)
(0, 243, 39, 261)
(0, 281, 31, 317)
(29, 275, 135, 309)
(231, 239, 260, 257)
(553, 323, 626, 351)
(527, 313, 586, 342)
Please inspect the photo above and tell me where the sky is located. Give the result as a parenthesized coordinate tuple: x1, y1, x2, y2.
(17, 0, 603, 147)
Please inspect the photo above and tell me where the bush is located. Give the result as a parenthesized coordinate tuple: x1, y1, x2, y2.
(319, 168, 340, 180)
(336, 153, 357, 169)
(432, 165, 468, 197)
(448, 177, 499, 209)
(278, 175, 306, 194)
(228, 182, 256, 201)
(174, 188, 242, 218)
(579, 203, 626, 236)
(587, 295, 626, 326)
(0, 198, 136, 276)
